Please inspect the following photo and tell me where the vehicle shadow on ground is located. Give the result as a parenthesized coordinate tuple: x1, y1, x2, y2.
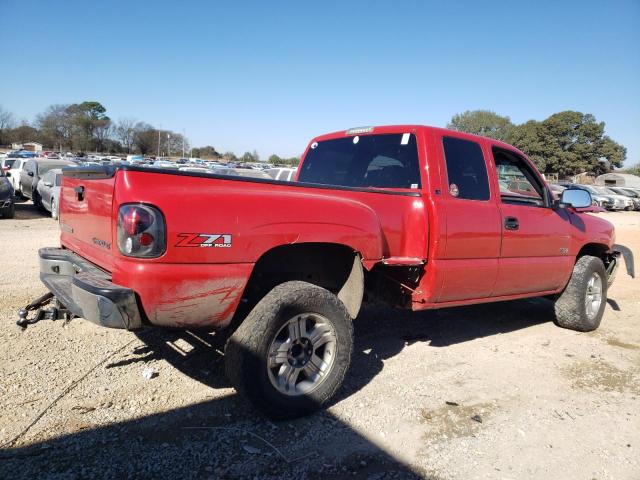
(13, 199, 51, 220)
(112, 297, 556, 398)
(0, 298, 560, 478)
(1, 337, 428, 479)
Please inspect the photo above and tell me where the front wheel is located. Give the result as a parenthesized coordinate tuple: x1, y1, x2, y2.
(225, 281, 353, 419)
(553, 255, 607, 332)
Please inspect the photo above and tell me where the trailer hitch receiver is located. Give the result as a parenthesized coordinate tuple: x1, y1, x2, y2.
(17, 292, 71, 329)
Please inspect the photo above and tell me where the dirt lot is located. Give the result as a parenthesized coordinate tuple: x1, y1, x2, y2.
(0, 202, 638, 479)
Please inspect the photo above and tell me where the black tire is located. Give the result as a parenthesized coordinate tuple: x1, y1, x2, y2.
(1, 202, 15, 219)
(553, 255, 607, 332)
(225, 280, 353, 419)
(32, 190, 44, 210)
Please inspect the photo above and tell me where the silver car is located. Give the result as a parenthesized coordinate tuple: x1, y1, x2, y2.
(36, 168, 63, 219)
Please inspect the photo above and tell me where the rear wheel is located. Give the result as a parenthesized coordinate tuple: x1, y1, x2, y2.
(553, 255, 607, 332)
(225, 281, 353, 419)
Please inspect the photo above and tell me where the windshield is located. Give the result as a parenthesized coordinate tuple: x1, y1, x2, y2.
(298, 133, 421, 189)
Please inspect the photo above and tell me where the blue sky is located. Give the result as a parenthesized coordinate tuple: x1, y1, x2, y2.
(1, 0, 638, 164)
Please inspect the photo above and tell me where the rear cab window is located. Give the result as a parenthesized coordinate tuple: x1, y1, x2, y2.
(442, 136, 490, 201)
(298, 133, 421, 189)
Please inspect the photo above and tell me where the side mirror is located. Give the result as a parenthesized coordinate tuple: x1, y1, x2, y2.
(28, 171, 34, 177)
(560, 189, 592, 208)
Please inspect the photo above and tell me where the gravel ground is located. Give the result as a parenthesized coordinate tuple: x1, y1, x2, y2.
(0, 201, 639, 479)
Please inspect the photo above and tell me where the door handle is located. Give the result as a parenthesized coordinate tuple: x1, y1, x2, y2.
(74, 185, 85, 201)
(504, 216, 519, 230)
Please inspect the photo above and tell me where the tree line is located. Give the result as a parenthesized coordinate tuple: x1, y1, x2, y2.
(2, 103, 626, 173)
(0, 102, 300, 165)
(447, 110, 627, 176)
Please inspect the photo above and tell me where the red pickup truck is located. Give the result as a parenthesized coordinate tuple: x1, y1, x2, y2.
(27, 125, 633, 418)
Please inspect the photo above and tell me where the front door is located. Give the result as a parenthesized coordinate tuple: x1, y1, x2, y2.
(490, 146, 573, 296)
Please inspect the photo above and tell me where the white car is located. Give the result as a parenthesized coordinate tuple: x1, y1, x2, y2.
(1, 157, 20, 172)
(6, 158, 27, 195)
(36, 169, 63, 219)
(153, 160, 177, 169)
(179, 166, 211, 173)
(590, 185, 635, 210)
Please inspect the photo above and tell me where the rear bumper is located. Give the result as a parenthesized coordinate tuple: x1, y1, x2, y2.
(39, 247, 143, 329)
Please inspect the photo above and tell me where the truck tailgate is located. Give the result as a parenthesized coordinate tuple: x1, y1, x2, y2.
(59, 169, 116, 272)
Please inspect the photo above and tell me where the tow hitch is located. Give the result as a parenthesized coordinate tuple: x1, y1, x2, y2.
(17, 292, 72, 329)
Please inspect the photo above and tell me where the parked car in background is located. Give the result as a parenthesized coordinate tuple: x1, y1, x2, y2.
(215, 168, 272, 179)
(6, 158, 27, 194)
(178, 166, 211, 173)
(608, 187, 640, 210)
(590, 185, 635, 210)
(8, 150, 37, 159)
(36, 168, 63, 219)
(19, 158, 73, 207)
(566, 185, 618, 210)
(266, 167, 297, 182)
(0, 167, 15, 219)
(152, 160, 178, 169)
(1, 158, 19, 171)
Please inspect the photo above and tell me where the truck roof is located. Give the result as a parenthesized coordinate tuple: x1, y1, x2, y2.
(311, 124, 524, 156)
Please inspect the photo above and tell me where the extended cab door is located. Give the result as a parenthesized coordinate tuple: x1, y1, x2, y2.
(433, 134, 502, 302)
(489, 146, 573, 295)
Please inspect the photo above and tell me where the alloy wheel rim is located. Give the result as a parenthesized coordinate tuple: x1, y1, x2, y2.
(267, 313, 337, 396)
(585, 272, 603, 320)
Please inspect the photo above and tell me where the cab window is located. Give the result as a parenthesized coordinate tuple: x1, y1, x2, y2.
(492, 147, 545, 207)
(442, 137, 490, 201)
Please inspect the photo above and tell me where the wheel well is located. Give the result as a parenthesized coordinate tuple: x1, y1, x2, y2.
(577, 243, 609, 262)
(239, 243, 364, 320)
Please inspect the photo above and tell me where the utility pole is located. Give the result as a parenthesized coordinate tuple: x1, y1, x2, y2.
(182, 129, 185, 157)
(157, 128, 161, 157)
(167, 133, 170, 157)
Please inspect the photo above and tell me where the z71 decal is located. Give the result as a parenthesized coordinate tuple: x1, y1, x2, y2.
(175, 233, 232, 248)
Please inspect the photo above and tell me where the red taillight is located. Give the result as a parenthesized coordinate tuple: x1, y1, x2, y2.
(117, 204, 165, 258)
(138, 232, 154, 246)
(121, 206, 154, 235)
